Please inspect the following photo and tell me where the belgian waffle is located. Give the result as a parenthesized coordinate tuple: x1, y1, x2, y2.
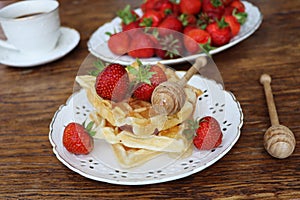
(75, 62, 202, 168)
(76, 63, 202, 137)
(89, 111, 193, 168)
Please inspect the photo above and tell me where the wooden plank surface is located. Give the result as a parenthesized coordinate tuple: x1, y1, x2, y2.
(0, 0, 299, 199)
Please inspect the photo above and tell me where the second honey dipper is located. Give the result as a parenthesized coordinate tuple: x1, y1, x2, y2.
(260, 74, 296, 159)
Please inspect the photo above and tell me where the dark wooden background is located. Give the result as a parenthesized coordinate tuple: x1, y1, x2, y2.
(0, 0, 299, 199)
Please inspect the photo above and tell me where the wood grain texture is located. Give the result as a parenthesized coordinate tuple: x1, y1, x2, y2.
(1, 0, 300, 199)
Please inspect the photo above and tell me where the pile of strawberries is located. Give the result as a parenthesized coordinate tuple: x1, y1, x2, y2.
(107, 0, 247, 59)
(92, 61, 167, 103)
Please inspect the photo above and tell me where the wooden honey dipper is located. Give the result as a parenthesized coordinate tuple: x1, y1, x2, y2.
(260, 74, 296, 159)
(151, 56, 207, 115)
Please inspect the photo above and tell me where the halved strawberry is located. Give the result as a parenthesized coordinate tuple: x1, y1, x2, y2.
(63, 121, 95, 155)
(184, 116, 223, 150)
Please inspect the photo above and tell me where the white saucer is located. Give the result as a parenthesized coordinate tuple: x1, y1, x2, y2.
(0, 27, 80, 67)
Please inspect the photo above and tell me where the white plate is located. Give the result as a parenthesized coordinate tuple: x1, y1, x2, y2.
(87, 1, 262, 65)
(49, 72, 243, 185)
(0, 27, 80, 67)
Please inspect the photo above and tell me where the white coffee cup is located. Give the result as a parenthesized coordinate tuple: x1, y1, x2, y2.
(0, 0, 61, 56)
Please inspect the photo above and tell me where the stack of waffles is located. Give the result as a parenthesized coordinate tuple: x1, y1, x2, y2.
(76, 63, 202, 168)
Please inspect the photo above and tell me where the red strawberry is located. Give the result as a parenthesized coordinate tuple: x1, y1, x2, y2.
(223, 6, 236, 16)
(147, 65, 168, 87)
(184, 28, 212, 54)
(139, 10, 163, 27)
(202, 0, 225, 20)
(128, 32, 156, 58)
(206, 18, 232, 46)
(155, 0, 174, 17)
(224, 15, 240, 36)
(171, 2, 181, 16)
(158, 15, 183, 36)
(122, 21, 140, 32)
(128, 63, 167, 102)
(141, 0, 160, 12)
(63, 122, 95, 155)
(179, 13, 197, 27)
(183, 25, 198, 35)
(107, 31, 131, 55)
(95, 63, 129, 102)
(155, 34, 184, 59)
(179, 0, 202, 15)
(230, 0, 245, 13)
(117, 5, 140, 31)
(193, 116, 223, 150)
(133, 83, 155, 102)
(221, 0, 233, 6)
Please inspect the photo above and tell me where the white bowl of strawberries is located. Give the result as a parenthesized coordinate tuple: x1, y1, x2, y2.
(88, 0, 262, 65)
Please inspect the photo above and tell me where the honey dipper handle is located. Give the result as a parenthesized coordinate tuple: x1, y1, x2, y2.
(260, 74, 280, 126)
(178, 56, 207, 86)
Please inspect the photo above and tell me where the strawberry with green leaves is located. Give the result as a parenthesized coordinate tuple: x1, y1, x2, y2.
(128, 60, 167, 102)
(179, 13, 197, 27)
(185, 116, 223, 150)
(117, 5, 140, 31)
(92, 61, 130, 102)
(206, 17, 232, 46)
(139, 10, 163, 27)
(156, 0, 175, 17)
(158, 15, 183, 36)
(230, 0, 245, 13)
(202, 0, 225, 20)
(224, 15, 240, 36)
(155, 34, 184, 59)
(224, 7, 248, 25)
(184, 28, 212, 54)
(63, 121, 95, 155)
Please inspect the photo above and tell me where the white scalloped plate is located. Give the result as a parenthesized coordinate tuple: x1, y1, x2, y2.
(49, 72, 243, 185)
(87, 1, 262, 65)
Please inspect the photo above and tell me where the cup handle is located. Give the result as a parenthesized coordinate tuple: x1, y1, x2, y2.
(0, 39, 18, 51)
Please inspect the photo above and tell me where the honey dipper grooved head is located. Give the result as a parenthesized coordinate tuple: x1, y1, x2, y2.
(151, 82, 186, 115)
(264, 125, 296, 159)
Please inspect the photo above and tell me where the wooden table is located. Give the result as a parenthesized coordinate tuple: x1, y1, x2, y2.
(1, 0, 299, 199)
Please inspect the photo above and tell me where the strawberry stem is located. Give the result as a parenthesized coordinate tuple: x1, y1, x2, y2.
(183, 119, 199, 140)
(199, 39, 214, 57)
(216, 17, 229, 28)
(126, 59, 155, 85)
(139, 17, 153, 27)
(82, 120, 96, 137)
(233, 9, 248, 25)
(211, 0, 223, 7)
(89, 60, 106, 76)
(117, 5, 138, 25)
